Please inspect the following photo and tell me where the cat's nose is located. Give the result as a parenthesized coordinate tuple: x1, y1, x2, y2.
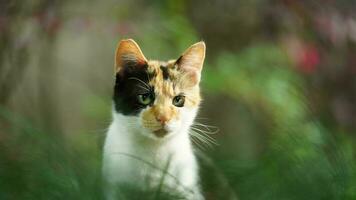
(156, 115, 169, 125)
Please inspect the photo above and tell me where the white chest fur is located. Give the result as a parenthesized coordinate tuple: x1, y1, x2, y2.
(102, 113, 203, 199)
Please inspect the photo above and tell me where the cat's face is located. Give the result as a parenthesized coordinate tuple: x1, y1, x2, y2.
(113, 39, 205, 139)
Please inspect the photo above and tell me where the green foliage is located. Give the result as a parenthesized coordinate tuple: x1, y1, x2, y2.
(0, 107, 188, 200)
(1, 1, 356, 199)
(202, 44, 356, 200)
(0, 107, 103, 199)
(1, 43, 355, 200)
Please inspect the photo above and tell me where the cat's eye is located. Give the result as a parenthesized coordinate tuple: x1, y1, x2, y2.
(137, 93, 153, 105)
(172, 95, 185, 107)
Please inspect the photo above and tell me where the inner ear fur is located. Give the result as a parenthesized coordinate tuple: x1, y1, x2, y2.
(115, 39, 147, 73)
(175, 41, 206, 86)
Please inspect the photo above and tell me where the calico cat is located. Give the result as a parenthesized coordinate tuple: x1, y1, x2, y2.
(102, 39, 205, 200)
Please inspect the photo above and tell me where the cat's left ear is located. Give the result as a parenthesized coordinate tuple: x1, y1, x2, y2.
(175, 41, 206, 86)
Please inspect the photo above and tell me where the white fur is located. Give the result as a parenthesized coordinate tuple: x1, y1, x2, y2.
(103, 106, 204, 200)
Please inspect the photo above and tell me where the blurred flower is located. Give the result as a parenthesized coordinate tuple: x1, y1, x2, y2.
(283, 36, 320, 74)
(297, 44, 320, 74)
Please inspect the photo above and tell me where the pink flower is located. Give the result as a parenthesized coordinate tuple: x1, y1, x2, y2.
(297, 45, 320, 74)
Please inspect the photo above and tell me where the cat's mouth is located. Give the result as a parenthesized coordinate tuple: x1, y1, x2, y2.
(153, 128, 168, 138)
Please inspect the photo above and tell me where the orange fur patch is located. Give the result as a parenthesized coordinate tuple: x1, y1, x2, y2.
(115, 39, 205, 134)
(141, 60, 201, 131)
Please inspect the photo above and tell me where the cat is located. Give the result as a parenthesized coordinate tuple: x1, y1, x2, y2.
(102, 39, 206, 200)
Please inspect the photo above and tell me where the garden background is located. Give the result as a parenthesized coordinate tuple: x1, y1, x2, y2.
(1, 0, 356, 199)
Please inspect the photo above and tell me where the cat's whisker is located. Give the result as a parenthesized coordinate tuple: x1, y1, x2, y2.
(194, 135, 215, 148)
(189, 134, 207, 151)
(142, 124, 161, 128)
(142, 123, 161, 127)
(137, 84, 150, 92)
(190, 127, 218, 146)
(192, 131, 218, 146)
(192, 122, 219, 133)
(193, 122, 218, 129)
(191, 126, 214, 137)
(128, 77, 151, 90)
(192, 123, 219, 133)
(190, 132, 214, 150)
(144, 126, 162, 131)
(142, 121, 161, 126)
(142, 121, 162, 127)
(142, 120, 158, 123)
(189, 130, 216, 149)
(191, 126, 217, 137)
(189, 132, 208, 150)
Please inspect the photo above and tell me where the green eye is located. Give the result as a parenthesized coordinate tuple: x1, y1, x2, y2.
(172, 95, 185, 107)
(137, 93, 153, 105)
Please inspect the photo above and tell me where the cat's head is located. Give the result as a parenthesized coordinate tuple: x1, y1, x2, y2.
(113, 39, 205, 139)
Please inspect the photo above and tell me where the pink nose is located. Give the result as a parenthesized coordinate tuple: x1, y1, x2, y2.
(156, 115, 169, 125)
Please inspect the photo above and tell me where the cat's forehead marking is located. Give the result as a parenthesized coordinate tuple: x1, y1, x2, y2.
(146, 60, 177, 96)
(160, 65, 170, 80)
(145, 59, 200, 108)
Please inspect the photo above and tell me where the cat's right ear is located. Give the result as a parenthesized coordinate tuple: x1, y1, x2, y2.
(115, 39, 147, 73)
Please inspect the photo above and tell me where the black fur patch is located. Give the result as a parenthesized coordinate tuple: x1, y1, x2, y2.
(160, 65, 170, 80)
(175, 56, 182, 66)
(113, 63, 154, 115)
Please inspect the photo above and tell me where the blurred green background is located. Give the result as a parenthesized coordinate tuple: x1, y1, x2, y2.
(1, 0, 356, 199)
